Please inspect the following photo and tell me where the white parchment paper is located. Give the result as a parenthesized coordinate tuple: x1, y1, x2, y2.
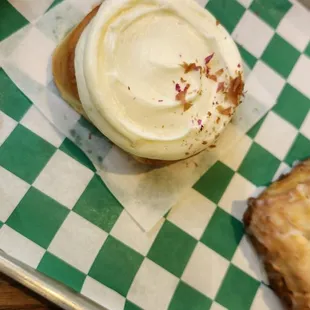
(0, 0, 268, 230)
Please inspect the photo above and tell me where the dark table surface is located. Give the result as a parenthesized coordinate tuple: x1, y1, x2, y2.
(0, 273, 61, 310)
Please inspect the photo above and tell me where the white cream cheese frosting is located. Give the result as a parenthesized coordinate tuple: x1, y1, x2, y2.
(74, 0, 243, 160)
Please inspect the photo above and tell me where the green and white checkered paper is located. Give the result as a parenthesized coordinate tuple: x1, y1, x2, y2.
(0, 0, 310, 309)
(0, 0, 268, 232)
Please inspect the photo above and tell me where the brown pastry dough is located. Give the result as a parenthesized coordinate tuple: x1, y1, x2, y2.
(52, 5, 177, 166)
(52, 5, 99, 119)
(244, 159, 310, 309)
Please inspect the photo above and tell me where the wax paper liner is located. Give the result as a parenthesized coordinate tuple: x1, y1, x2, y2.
(1, 0, 310, 309)
(0, 0, 267, 231)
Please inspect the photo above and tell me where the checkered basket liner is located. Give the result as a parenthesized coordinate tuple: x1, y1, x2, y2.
(0, 0, 310, 309)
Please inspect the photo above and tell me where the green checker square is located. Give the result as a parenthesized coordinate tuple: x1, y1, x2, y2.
(0, 1, 29, 41)
(0, 69, 32, 121)
(124, 300, 142, 310)
(37, 252, 85, 292)
(89, 236, 143, 296)
(0, 124, 56, 184)
(247, 114, 267, 139)
(169, 281, 212, 310)
(238, 142, 281, 185)
(261, 33, 300, 78)
(206, 0, 245, 33)
(147, 221, 197, 277)
(60, 138, 96, 172)
(6, 187, 69, 248)
(216, 264, 260, 310)
(305, 42, 310, 57)
(200, 207, 244, 260)
(73, 175, 123, 233)
(250, 0, 292, 28)
(47, 0, 64, 11)
(285, 134, 310, 166)
(193, 161, 234, 204)
(0, 221, 3, 229)
(237, 44, 257, 69)
(273, 84, 310, 128)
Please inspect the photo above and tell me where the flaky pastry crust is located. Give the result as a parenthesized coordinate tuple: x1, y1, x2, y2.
(244, 159, 310, 309)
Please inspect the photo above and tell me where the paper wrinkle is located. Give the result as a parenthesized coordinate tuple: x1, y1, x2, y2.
(0, 1, 269, 231)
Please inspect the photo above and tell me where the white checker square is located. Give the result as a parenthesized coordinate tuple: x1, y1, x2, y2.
(195, 0, 209, 7)
(220, 135, 252, 171)
(255, 111, 298, 160)
(11, 27, 56, 86)
(168, 188, 216, 240)
(0, 111, 17, 147)
(182, 242, 229, 299)
(111, 210, 164, 256)
(68, 0, 101, 14)
(0, 225, 45, 268)
(9, 0, 53, 22)
(232, 11, 274, 58)
(272, 162, 291, 182)
(127, 258, 179, 310)
(251, 284, 283, 310)
(219, 173, 256, 221)
(231, 90, 268, 134)
(278, 3, 310, 48)
(253, 186, 267, 198)
(82, 277, 125, 310)
(232, 236, 268, 283)
(48, 212, 107, 273)
(277, 9, 309, 51)
(243, 61, 252, 79)
(0, 24, 32, 59)
(36, 89, 81, 134)
(210, 302, 227, 310)
(36, 1, 84, 43)
(21, 105, 64, 147)
(288, 1, 310, 34)
(33, 150, 93, 209)
(289, 55, 310, 98)
(246, 61, 285, 109)
(301, 111, 310, 140)
(0, 166, 30, 222)
(236, 0, 252, 8)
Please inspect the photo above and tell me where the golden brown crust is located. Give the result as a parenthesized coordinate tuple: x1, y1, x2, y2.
(52, 5, 176, 166)
(244, 159, 310, 310)
(52, 5, 100, 119)
(132, 155, 176, 166)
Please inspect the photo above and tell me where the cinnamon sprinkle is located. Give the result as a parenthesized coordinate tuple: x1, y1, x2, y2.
(175, 83, 192, 111)
(215, 68, 224, 76)
(217, 105, 233, 116)
(208, 74, 217, 82)
(181, 62, 202, 74)
(205, 53, 214, 65)
(216, 82, 225, 93)
(227, 71, 244, 106)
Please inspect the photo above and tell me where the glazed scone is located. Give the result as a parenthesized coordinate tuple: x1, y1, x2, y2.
(244, 159, 310, 309)
(53, 0, 244, 163)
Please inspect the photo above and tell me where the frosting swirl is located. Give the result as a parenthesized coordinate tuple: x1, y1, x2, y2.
(75, 0, 243, 160)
